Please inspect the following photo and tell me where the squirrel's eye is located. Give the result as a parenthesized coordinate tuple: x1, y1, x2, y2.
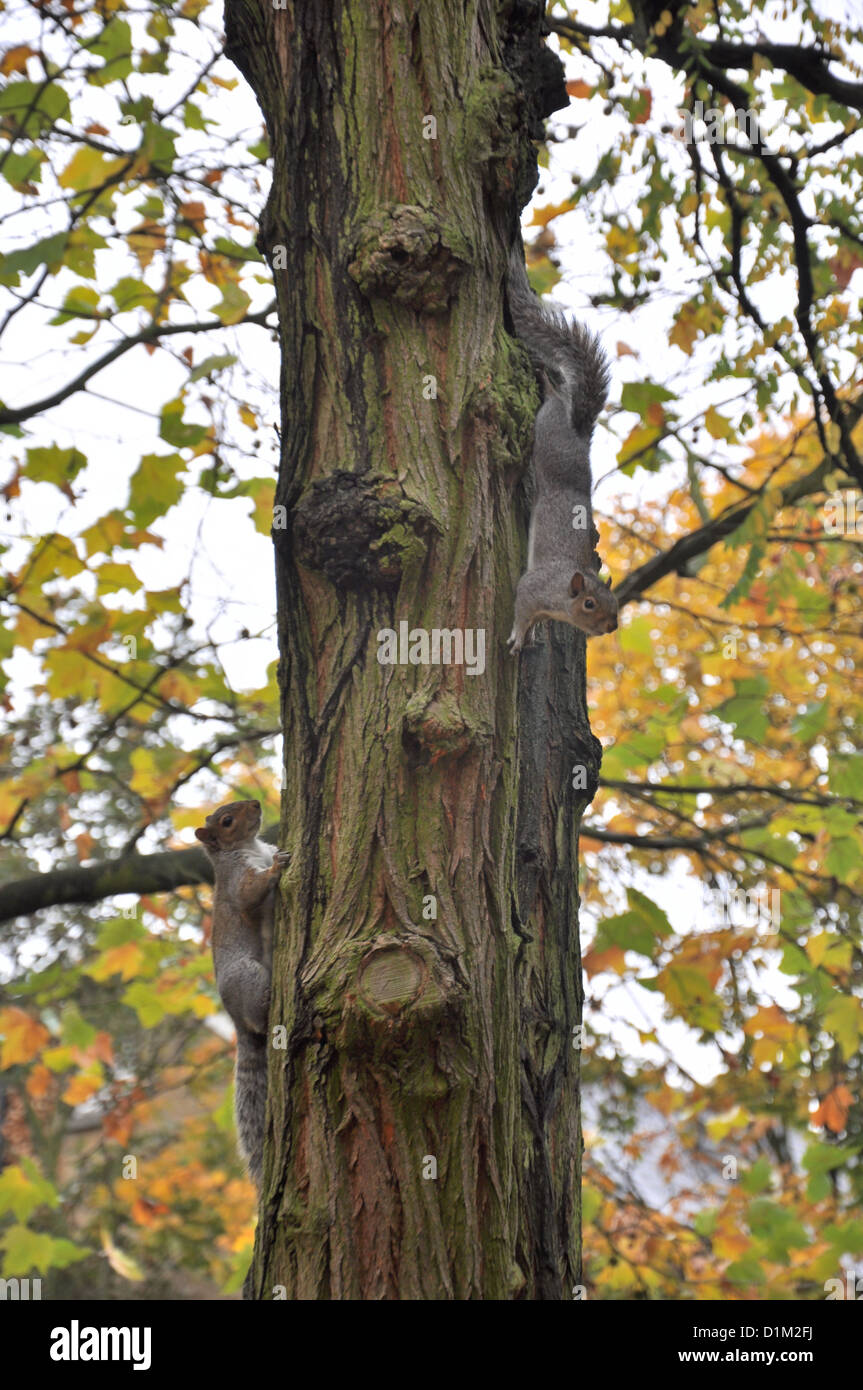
(584, 599, 596, 610)
(222, 816, 233, 827)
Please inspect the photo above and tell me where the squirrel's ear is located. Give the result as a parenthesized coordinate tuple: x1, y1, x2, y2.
(569, 571, 585, 595)
(604, 575, 612, 588)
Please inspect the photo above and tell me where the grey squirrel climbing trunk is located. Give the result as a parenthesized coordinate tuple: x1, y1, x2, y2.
(224, 0, 601, 1299)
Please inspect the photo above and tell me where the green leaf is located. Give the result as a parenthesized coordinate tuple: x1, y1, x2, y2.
(0, 1225, 90, 1276)
(139, 121, 177, 172)
(96, 918, 146, 951)
(48, 286, 100, 326)
(182, 100, 209, 131)
(825, 836, 861, 880)
(746, 1198, 808, 1258)
(96, 562, 141, 595)
(23, 446, 87, 487)
(822, 1221, 863, 1256)
(121, 981, 165, 1027)
(725, 1256, 766, 1286)
(0, 1162, 59, 1222)
(619, 381, 677, 415)
(829, 757, 863, 797)
(127, 453, 186, 526)
(715, 676, 769, 742)
(0, 232, 69, 285)
(211, 281, 251, 326)
(693, 1207, 717, 1237)
(618, 615, 654, 655)
(88, 19, 133, 87)
(1, 147, 47, 191)
(159, 398, 208, 448)
(823, 995, 863, 1060)
(60, 1007, 96, 1049)
(188, 353, 238, 383)
(741, 1157, 772, 1194)
(110, 276, 158, 313)
(791, 699, 829, 743)
(594, 889, 671, 958)
(0, 80, 70, 137)
(802, 1141, 858, 1175)
(212, 236, 263, 264)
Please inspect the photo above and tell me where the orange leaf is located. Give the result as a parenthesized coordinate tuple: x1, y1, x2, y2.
(813, 1085, 853, 1134)
(583, 944, 627, 978)
(93, 1032, 115, 1066)
(0, 1008, 50, 1067)
(75, 831, 95, 862)
(62, 1071, 102, 1105)
(88, 942, 143, 982)
(566, 79, 593, 99)
(103, 1108, 135, 1145)
(131, 1196, 170, 1225)
(179, 200, 206, 232)
(1, 45, 36, 75)
(26, 1063, 54, 1098)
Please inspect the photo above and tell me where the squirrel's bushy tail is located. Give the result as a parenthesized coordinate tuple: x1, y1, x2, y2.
(507, 246, 610, 435)
(235, 1030, 267, 1187)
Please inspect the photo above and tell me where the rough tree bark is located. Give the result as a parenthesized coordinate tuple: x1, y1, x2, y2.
(223, 0, 602, 1299)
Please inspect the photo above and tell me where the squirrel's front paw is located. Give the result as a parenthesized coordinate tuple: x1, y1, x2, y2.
(507, 628, 522, 655)
(272, 850, 291, 871)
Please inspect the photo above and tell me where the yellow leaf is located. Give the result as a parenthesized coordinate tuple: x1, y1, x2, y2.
(127, 220, 166, 270)
(58, 147, 126, 193)
(99, 1228, 146, 1282)
(704, 406, 734, 440)
(44, 648, 94, 700)
(62, 1068, 103, 1106)
(86, 943, 144, 983)
(42, 1045, 76, 1073)
(157, 670, 201, 707)
(806, 932, 852, 971)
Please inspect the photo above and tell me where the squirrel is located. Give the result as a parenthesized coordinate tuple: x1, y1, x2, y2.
(506, 247, 619, 651)
(194, 799, 289, 1188)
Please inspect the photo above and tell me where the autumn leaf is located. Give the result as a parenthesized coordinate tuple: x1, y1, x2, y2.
(812, 1086, 853, 1134)
(0, 1009, 50, 1068)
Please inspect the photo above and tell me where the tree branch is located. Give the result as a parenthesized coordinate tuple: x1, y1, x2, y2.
(0, 302, 276, 428)
(614, 457, 831, 606)
(0, 823, 281, 924)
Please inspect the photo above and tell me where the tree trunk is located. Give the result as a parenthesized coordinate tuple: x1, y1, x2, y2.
(224, 0, 601, 1300)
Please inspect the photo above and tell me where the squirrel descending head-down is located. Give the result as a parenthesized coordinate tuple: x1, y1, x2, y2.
(195, 799, 289, 1189)
(506, 248, 618, 651)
